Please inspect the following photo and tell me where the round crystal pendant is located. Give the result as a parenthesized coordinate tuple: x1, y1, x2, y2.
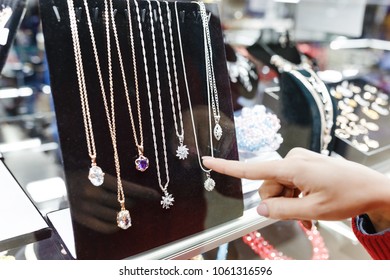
(204, 177, 216, 191)
(88, 165, 105, 186)
(117, 209, 132, 230)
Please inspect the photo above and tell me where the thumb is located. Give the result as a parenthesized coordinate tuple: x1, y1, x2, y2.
(257, 197, 313, 221)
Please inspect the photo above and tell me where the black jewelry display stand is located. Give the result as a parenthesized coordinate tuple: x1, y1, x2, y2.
(247, 42, 337, 156)
(40, 0, 243, 259)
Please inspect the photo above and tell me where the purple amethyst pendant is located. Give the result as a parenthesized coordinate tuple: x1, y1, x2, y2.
(135, 155, 149, 172)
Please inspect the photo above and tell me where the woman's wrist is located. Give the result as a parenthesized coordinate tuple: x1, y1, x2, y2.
(366, 182, 390, 232)
(366, 210, 390, 232)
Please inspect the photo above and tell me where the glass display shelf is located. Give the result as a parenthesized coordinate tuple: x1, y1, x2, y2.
(47, 203, 274, 260)
(0, 160, 51, 252)
(47, 152, 279, 260)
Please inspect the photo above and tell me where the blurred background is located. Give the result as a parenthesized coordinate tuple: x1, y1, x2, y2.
(2, 0, 390, 260)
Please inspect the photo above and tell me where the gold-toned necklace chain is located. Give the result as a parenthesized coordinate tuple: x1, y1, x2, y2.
(110, 0, 146, 162)
(68, 0, 95, 161)
(68, 0, 107, 189)
(80, 0, 131, 229)
(104, 0, 129, 221)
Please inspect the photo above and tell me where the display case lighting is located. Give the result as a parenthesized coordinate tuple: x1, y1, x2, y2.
(274, 0, 300, 3)
(0, 87, 33, 99)
(330, 38, 390, 51)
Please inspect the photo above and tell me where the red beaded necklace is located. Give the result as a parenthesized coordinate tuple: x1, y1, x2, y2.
(243, 221, 329, 260)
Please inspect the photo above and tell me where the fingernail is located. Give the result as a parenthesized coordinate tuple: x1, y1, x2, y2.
(257, 203, 269, 217)
(202, 156, 212, 161)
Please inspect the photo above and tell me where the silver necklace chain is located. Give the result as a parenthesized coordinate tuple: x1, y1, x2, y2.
(67, 0, 105, 188)
(194, 1, 222, 141)
(157, 0, 189, 161)
(134, 0, 174, 209)
(174, 1, 216, 191)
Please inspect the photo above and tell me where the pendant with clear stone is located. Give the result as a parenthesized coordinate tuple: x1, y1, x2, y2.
(204, 173, 215, 191)
(176, 142, 189, 160)
(135, 155, 149, 172)
(88, 165, 105, 186)
(214, 123, 222, 141)
(161, 191, 174, 209)
(117, 209, 132, 230)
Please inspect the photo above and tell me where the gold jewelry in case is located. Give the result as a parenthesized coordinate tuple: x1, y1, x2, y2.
(343, 97, 358, 108)
(332, 81, 383, 153)
(371, 102, 389, 116)
(352, 139, 369, 153)
(345, 112, 359, 122)
(363, 135, 380, 149)
(375, 96, 388, 106)
(353, 94, 370, 107)
(335, 128, 350, 139)
(338, 100, 354, 113)
(330, 88, 343, 99)
(360, 118, 379, 131)
(362, 106, 380, 120)
(350, 84, 362, 94)
(336, 115, 349, 125)
(363, 84, 378, 94)
(363, 91, 375, 101)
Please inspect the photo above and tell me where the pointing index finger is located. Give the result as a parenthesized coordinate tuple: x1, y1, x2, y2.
(202, 156, 286, 181)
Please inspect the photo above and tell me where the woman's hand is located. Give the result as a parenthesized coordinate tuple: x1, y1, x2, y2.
(203, 148, 390, 231)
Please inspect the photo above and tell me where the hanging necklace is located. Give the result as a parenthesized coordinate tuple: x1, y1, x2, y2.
(174, 1, 216, 191)
(134, 0, 174, 209)
(194, 1, 222, 141)
(77, 0, 131, 229)
(110, 0, 149, 172)
(67, 0, 104, 187)
(157, 0, 189, 160)
(243, 221, 329, 260)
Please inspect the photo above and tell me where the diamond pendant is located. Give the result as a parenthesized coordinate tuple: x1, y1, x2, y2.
(117, 209, 132, 230)
(214, 123, 222, 141)
(204, 176, 216, 191)
(88, 165, 105, 186)
(161, 192, 174, 209)
(176, 143, 189, 160)
(135, 155, 149, 172)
